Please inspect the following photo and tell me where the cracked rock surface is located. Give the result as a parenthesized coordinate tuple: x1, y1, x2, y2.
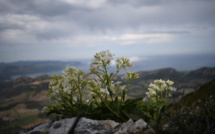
(19, 117, 155, 134)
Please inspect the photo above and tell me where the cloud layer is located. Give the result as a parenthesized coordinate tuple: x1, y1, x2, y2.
(0, 0, 215, 62)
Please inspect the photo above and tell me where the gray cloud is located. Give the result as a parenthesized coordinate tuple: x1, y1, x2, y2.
(107, 0, 164, 6)
(0, 0, 215, 62)
(0, 0, 72, 16)
(1, 0, 214, 35)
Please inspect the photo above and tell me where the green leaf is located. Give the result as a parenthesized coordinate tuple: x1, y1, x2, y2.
(141, 110, 152, 118)
(123, 111, 141, 120)
(152, 100, 166, 110)
(114, 96, 120, 112)
(125, 97, 143, 106)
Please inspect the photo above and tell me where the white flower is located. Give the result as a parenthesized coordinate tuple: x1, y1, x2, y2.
(146, 90, 156, 98)
(100, 88, 109, 95)
(86, 99, 90, 103)
(116, 58, 122, 65)
(169, 86, 177, 92)
(149, 83, 158, 89)
(156, 87, 162, 92)
(90, 92, 96, 97)
(166, 80, 174, 86)
(52, 83, 60, 91)
(63, 87, 71, 94)
(64, 66, 70, 72)
(151, 90, 156, 95)
(143, 97, 147, 102)
(63, 77, 70, 83)
(49, 80, 55, 85)
(106, 49, 115, 59)
(73, 97, 77, 102)
(154, 79, 165, 85)
(110, 83, 115, 89)
(161, 83, 167, 89)
(54, 88, 59, 95)
(148, 88, 154, 92)
(98, 50, 106, 60)
(98, 50, 114, 61)
(145, 79, 176, 102)
(116, 81, 122, 84)
(121, 71, 134, 80)
(120, 85, 126, 90)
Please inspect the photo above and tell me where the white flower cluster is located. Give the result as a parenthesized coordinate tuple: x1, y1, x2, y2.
(88, 78, 126, 101)
(88, 50, 138, 102)
(47, 66, 88, 104)
(143, 79, 177, 102)
(98, 50, 115, 61)
(121, 71, 139, 80)
(92, 50, 115, 64)
(100, 88, 109, 95)
(90, 50, 115, 73)
(45, 50, 139, 114)
(116, 57, 134, 70)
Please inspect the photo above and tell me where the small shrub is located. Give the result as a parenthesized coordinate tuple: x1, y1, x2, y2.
(166, 93, 215, 134)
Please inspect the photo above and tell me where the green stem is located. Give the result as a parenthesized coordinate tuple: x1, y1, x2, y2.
(160, 90, 163, 101)
(76, 75, 82, 108)
(164, 86, 169, 101)
(102, 60, 114, 101)
(98, 93, 125, 121)
(123, 79, 131, 101)
(95, 73, 103, 83)
(112, 61, 126, 79)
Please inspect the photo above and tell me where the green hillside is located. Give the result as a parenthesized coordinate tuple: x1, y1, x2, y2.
(169, 78, 215, 110)
(127, 67, 215, 98)
(166, 79, 215, 133)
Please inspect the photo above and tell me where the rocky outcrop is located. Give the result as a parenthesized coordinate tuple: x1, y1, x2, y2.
(19, 118, 155, 134)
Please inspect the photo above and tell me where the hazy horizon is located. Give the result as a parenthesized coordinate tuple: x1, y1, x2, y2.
(3, 53, 215, 73)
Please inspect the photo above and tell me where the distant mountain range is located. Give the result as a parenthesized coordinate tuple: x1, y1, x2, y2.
(0, 60, 86, 81)
(1, 66, 215, 99)
(1, 53, 215, 81)
(0, 67, 215, 133)
(127, 67, 215, 98)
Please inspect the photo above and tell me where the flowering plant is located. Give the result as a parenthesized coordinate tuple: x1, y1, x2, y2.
(144, 79, 176, 103)
(142, 79, 177, 127)
(43, 50, 176, 124)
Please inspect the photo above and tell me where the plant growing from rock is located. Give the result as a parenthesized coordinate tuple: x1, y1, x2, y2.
(141, 79, 177, 132)
(43, 50, 177, 125)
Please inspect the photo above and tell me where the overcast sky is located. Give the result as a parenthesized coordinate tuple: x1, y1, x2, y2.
(0, 0, 215, 63)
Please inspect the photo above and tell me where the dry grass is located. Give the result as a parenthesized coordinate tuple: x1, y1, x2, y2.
(0, 93, 27, 107)
(29, 91, 48, 102)
(21, 118, 49, 129)
(30, 79, 50, 85)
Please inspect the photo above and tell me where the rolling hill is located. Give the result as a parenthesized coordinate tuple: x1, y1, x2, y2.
(0, 67, 215, 133)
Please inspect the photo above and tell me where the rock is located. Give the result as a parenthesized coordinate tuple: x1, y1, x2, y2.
(113, 119, 155, 134)
(27, 121, 52, 134)
(19, 118, 155, 134)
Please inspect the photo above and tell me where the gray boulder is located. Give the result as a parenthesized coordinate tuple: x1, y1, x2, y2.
(20, 117, 155, 134)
